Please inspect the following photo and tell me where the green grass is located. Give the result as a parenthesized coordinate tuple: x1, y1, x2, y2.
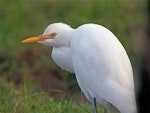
(0, 77, 105, 113)
(0, 0, 146, 113)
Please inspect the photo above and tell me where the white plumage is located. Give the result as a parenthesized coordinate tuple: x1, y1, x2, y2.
(22, 22, 137, 113)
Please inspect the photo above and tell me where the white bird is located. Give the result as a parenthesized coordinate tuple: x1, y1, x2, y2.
(22, 22, 137, 113)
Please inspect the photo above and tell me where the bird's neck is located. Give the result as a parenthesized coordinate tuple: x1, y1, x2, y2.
(51, 47, 74, 73)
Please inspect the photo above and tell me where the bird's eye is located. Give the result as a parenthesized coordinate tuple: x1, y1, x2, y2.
(51, 32, 57, 37)
(41, 32, 57, 40)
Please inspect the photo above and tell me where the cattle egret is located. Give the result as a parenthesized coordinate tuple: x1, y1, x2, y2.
(22, 23, 137, 113)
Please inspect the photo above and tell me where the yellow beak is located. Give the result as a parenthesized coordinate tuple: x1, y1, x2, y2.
(21, 32, 57, 44)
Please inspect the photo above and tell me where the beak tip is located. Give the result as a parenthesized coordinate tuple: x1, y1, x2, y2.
(21, 40, 26, 44)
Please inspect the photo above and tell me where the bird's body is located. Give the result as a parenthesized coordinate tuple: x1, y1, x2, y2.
(71, 24, 136, 113)
(22, 23, 137, 113)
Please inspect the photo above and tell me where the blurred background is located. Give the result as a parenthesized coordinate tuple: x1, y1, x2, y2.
(0, 0, 149, 113)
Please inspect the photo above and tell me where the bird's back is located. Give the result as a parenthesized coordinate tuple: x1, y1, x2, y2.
(71, 24, 137, 113)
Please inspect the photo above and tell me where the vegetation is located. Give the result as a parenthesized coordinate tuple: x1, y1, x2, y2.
(0, 77, 98, 113)
(0, 0, 146, 113)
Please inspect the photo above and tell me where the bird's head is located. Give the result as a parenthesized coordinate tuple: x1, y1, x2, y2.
(22, 22, 74, 47)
